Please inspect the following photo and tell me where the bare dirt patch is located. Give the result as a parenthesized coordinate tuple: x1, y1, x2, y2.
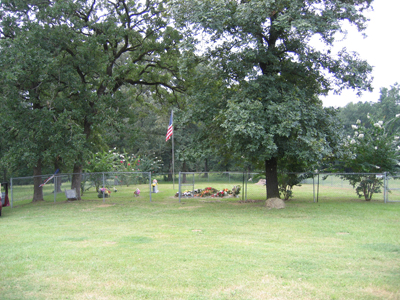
(97, 204, 115, 208)
(238, 199, 264, 203)
(364, 287, 399, 299)
(178, 205, 203, 210)
(81, 208, 94, 212)
(255, 179, 266, 185)
(104, 241, 117, 245)
(200, 200, 222, 203)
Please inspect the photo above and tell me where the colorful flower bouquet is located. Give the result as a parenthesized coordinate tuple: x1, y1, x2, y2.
(151, 179, 159, 193)
(134, 188, 140, 197)
(98, 187, 111, 198)
(175, 186, 241, 198)
(181, 190, 194, 197)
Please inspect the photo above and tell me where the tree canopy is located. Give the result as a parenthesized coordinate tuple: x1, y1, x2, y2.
(338, 83, 400, 135)
(0, 0, 184, 199)
(0, 0, 384, 202)
(174, 0, 374, 198)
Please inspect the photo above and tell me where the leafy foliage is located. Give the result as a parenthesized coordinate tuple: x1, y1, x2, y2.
(173, 0, 373, 198)
(0, 0, 184, 199)
(277, 157, 314, 200)
(341, 116, 400, 200)
(338, 83, 400, 136)
(137, 155, 163, 174)
(83, 150, 162, 191)
(85, 151, 120, 174)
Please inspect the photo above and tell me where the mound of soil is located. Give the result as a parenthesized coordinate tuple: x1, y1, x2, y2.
(255, 179, 266, 185)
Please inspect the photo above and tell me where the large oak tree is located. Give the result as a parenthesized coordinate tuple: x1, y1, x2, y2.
(174, 0, 373, 198)
(0, 0, 184, 200)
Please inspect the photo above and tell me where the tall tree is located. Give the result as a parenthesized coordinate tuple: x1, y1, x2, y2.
(0, 17, 81, 201)
(0, 0, 184, 200)
(338, 101, 375, 135)
(174, 0, 373, 198)
(338, 83, 400, 136)
(376, 83, 400, 131)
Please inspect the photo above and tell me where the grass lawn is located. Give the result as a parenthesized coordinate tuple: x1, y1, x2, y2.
(1, 183, 399, 299)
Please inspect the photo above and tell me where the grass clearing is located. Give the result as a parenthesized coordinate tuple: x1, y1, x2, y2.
(1, 183, 400, 299)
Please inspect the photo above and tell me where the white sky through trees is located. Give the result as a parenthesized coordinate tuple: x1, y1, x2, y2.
(322, 0, 400, 107)
(187, 1, 385, 108)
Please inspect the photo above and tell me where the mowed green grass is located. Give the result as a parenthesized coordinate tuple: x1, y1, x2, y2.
(1, 183, 399, 299)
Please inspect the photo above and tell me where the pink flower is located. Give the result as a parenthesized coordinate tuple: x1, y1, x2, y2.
(120, 160, 123, 163)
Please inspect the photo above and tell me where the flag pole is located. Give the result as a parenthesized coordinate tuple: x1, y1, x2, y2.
(172, 110, 175, 189)
(166, 110, 175, 189)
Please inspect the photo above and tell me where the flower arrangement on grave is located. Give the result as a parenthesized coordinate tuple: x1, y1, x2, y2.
(182, 190, 193, 197)
(134, 188, 140, 197)
(98, 187, 111, 198)
(198, 187, 218, 197)
(231, 185, 241, 197)
(151, 179, 158, 187)
(214, 190, 227, 197)
(175, 186, 241, 198)
(174, 190, 193, 197)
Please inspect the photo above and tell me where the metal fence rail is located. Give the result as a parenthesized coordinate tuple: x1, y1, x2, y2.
(385, 175, 400, 203)
(8, 171, 400, 207)
(10, 172, 152, 207)
(301, 172, 389, 202)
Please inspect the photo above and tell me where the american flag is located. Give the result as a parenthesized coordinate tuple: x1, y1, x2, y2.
(166, 111, 173, 141)
(39, 169, 59, 187)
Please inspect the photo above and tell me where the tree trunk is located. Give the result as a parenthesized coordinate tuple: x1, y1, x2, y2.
(182, 161, 187, 183)
(54, 172, 62, 193)
(71, 163, 82, 200)
(265, 157, 280, 199)
(203, 158, 208, 178)
(33, 159, 44, 202)
(167, 160, 172, 181)
(54, 160, 62, 193)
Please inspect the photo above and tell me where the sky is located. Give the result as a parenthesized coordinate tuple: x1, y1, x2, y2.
(321, 0, 400, 108)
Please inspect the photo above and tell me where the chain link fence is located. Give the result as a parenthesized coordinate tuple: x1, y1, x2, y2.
(10, 172, 152, 207)
(8, 171, 400, 207)
(176, 172, 400, 203)
(385, 174, 400, 203)
(289, 172, 400, 203)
